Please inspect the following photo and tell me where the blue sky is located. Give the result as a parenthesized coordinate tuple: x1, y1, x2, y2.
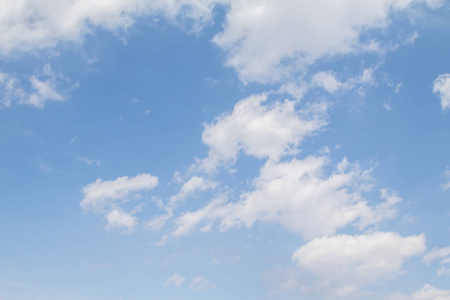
(1, 1, 450, 299)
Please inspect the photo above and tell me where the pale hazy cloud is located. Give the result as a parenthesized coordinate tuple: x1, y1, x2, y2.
(433, 74, 450, 111)
(169, 176, 217, 206)
(387, 284, 450, 300)
(0, 64, 69, 108)
(164, 272, 186, 287)
(422, 246, 450, 264)
(190, 276, 216, 291)
(443, 167, 450, 190)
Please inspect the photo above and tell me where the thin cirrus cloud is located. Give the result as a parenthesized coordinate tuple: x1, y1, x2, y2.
(292, 232, 426, 296)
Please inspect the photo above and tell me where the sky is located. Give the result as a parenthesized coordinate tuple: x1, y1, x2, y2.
(1, 0, 450, 299)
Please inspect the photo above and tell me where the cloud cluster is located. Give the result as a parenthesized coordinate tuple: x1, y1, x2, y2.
(433, 74, 450, 111)
(0, 0, 217, 54)
(174, 156, 402, 239)
(80, 173, 158, 231)
(292, 232, 426, 296)
(212, 0, 441, 83)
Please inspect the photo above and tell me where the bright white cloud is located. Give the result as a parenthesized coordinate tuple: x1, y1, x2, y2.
(105, 208, 138, 232)
(164, 272, 186, 287)
(197, 94, 327, 172)
(433, 74, 450, 111)
(174, 156, 402, 239)
(0, 0, 218, 54)
(80, 173, 158, 213)
(388, 284, 450, 300)
(212, 0, 440, 83)
(169, 176, 217, 206)
(189, 276, 216, 291)
(292, 232, 426, 296)
(0, 64, 69, 108)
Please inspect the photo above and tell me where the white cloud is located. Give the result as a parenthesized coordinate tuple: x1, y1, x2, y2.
(190, 276, 216, 291)
(388, 284, 450, 300)
(311, 71, 346, 93)
(174, 156, 402, 240)
(212, 0, 439, 83)
(197, 94, 327, 172)
(80, 173, 158, 231)
(105, 208, 138, 232)
(80, 173, 158, 213)
(0, 64, 70, 108)
(0, 0, 217, 55)
(164, 272, 186, 287)
(292, 232, 426, 296)
(422, 246, 450, 264)
(169, 176, 217, 206)
(279, 66, 377, 100)
(433, 74, 450, 111)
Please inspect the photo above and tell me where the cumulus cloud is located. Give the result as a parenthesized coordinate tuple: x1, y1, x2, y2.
(197, 94, 327, 172)
(164, 272, 186, 287)
(190, 276, 216, 291)
(433, 74, 450, 111)
(174, 156, 402, 239)
(388, 284, 450, 300)
(212, 0, 440, 83)
(0, 0, 218, 54)
(292, 232, 426, 296)
(0, 64, 70, 108)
